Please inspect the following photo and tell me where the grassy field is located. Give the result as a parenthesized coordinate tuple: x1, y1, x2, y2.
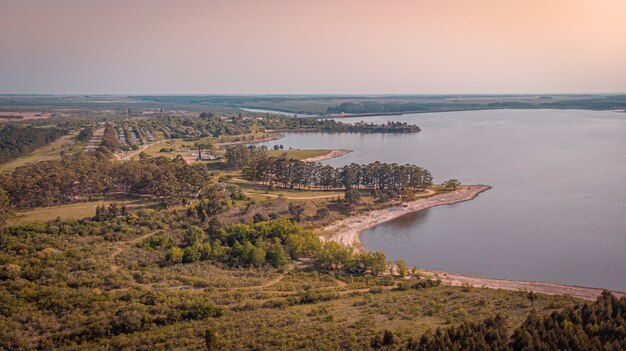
(0, 132, 83, 172)
(267, 149, 331, 160)
(9, 195, 160, 225)
(135, 132, 277, 159)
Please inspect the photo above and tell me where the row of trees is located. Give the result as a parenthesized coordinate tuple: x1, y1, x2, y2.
(0, 125, 67, 163)
(101, 123, 121, 152)
(227, 145, 433, 191)
(257, 116, 421, 133)
(406, 291, 626, 351)
(0, 150, 210, 209)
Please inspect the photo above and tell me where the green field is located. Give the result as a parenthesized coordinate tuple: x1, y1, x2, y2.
(267, 149, 331, 160)
(0, 132, 83, 172)
(9, 195, 160, 225)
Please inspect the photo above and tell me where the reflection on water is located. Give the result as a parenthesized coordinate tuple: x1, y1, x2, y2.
(384, 208, 432, 229)
(259, 109, 626, 291)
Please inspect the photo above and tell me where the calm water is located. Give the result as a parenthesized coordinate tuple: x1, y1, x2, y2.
(260, 109, 626, 291)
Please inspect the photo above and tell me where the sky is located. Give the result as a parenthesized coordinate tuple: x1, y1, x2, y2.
(1, 0, 625, 94)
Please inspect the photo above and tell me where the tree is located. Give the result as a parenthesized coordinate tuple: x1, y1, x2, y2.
(248, 244, 266, 267)
(184, 226, 206, 246)
(288, 202, 305, 222)
(252, 213, 266, 223)
(267, 238, 290, 268)
(527, 290, 537, 307)
(344, 189, 361, 206)
(194, 142, 212, 160)
(167, 246, 184, 264)
(444, 179, 461, 190)
(183, 244, 202, 263)
(370, 251, 387, 276)
(315, 207, 329, 219)
(204, 327, 220, 351)
(0, 189, 12, 229)
(396, 259, 407, 277)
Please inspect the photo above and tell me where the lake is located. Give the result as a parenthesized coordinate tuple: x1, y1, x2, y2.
(259, 109, 626, 292)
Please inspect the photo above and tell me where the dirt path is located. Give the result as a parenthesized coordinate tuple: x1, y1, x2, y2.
(110, 234, 295, 293)
(322, 186, 489, 250)
(84, 127, 104, 152)
(117, 140, 166, 161)
(244, 191, 341, 200)
(110, 231, 160, 272)
(302, 149, 352, 162)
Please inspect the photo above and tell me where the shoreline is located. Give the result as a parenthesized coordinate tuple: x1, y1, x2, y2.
(321, 185, 625, 301)
(322, 185, 491, 251)
(302, 149, 352, 162)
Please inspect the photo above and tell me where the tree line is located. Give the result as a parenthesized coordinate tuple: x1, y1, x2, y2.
(166, 213, 410, 279)
(257, 116, 421, 133)
(0, 148, 210, 209)
(0, 125, 67, 163)
(101, 123, 121, 152)
(225, 145, 433, 192)
(400, 290, 626, 351)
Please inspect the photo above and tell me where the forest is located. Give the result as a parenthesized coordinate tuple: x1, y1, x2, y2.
(0, 148, 209, 209)
(404, 291, 626, 351)
(224, 145, 433, 192)
(0, 125, 67, 164)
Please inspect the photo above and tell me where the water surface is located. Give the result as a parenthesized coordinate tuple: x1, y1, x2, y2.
(260, 109, 626, 291)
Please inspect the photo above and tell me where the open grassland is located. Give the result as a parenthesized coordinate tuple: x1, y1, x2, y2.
(9, 195, 160, 225)
(0, 132, 83, 172)
(266, 149, 331, 160)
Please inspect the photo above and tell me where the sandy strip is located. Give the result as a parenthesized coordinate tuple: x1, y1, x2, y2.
(321, 185, 625, 300)
(302, 149, 352, 163)
(423, 269, 624, 301)
(322, 185, 490, 251)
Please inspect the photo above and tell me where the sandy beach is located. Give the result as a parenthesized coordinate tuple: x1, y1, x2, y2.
(322, 185, 490, 251)
(302, 149, 352, 162)
(321, 185, 625, 301)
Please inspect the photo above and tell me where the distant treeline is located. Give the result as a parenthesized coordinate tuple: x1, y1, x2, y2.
(138, 112, 253, 140)
(225, 145, 433, 191)
(0, 149, 210, 209)
(258, 117, 421, 133)
(0, 125, 67, 164)
(405, 290, 626, 351)
(327, 95, 626, 115)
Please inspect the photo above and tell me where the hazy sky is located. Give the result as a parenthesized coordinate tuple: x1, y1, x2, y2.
(1, 0, 625, 94)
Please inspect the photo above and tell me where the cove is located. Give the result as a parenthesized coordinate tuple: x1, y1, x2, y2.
(260, 109, 626, 291)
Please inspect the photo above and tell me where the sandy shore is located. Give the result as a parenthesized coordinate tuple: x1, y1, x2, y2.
(322, 185, 490, 251)
(321, 185, 624, 301)
(302, 149, 352, 162)
(423, 269, 624, 301)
